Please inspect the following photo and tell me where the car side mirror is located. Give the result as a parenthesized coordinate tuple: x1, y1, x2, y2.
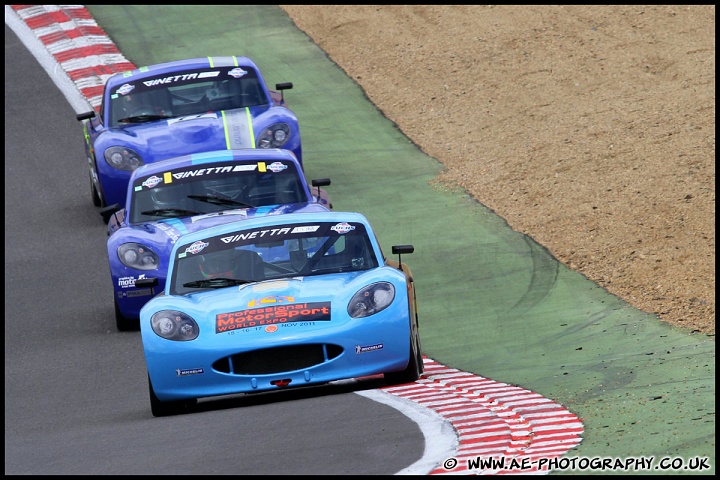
(76, 111, 96, 121)
(391, 245, 414, 271)
(311, 178, 331, 206)
(311, 178, 330, 188)
(275, 82, 293, 102)
(135, 278, 159, 288)
(100, 203, 121, 224)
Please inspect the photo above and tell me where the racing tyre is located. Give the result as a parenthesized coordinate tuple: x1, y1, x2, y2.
(148, 375, 197, 417)
(90, 172, 103, 207)
(384, 330, 423, 386)
(115, 297, 139, 332)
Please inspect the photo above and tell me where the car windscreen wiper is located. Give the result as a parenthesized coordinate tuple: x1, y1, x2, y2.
(140, 208, 202, 218)
(183, 277, 253, 288)
(187, 194, 255, 208)
(118, 114, 171, 123)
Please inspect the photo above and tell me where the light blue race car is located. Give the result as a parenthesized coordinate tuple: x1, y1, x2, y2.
(77, 56, 302, 210)
(136, 211, 422, 417)
(102, 148, 330, 331)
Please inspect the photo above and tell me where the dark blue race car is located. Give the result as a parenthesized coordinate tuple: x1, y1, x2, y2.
(77, 56, 302, 209)
(103, 148, 330, 331)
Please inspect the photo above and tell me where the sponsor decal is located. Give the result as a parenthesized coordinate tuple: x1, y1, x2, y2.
(216, 302, 331, 333)
(222, 109, 252, 149)
(142, 72, 219, 87)
(228, 68, 248, 78)
(252, 280, 291, 291)
(191, 210, 248, 223)
(116, 83, 134, 95)
(167, 112, 217, 125)
(142, 175, 162, 189)
(172, 165, 235, 179)
(233, 164, 258, 172)
(356, 343, 384, 354)
(270, 205, 293, 214)
(198, 71, 221, 79)
(185, 240, 209, 255)
(117, 273, 146, 288)
(248, 295, 295, 307)
(126, 288, 153, 298)
(291, 225, 320, 234)
(155, 222, 181, 243)
(267, 162, 287, 173)
(279, 322, 316, 328)
(331, 222, 355, 234)
(175, 367, 204, 377)
(221, 227, 292, 244)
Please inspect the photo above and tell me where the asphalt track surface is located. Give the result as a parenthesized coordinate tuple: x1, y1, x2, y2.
(6, 4, 715, 476)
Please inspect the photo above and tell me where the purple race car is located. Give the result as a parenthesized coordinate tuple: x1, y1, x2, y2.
(102, 148, 330, 331)
(77, 56, 302, 210)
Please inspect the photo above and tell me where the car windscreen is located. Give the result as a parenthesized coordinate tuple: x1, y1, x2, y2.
(170, 221, 379, 295)
(129, 160, 307, 223)
(107, 66, 269, 126)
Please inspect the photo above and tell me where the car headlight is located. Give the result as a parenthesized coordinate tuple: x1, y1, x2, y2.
(151, 310, 199, 341)
(348, 282, 396, 318)
(257, 123, 291, 149)
(118, 242, 160, 270)
(104, 146, 144, 171)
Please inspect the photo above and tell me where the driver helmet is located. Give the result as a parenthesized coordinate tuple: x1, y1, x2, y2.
(149, 186, 186, 209)
(120, 93, 158, 117)
(199, 249, 237, 279)
(121, 94, 139, 112)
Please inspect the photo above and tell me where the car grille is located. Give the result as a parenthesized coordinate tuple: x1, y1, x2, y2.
(212, 344, 344, 375)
